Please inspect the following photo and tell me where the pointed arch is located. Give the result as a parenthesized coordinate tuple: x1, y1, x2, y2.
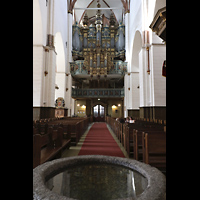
(79, 0, 118, 25)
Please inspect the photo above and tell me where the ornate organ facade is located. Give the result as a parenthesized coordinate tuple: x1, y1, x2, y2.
(70, 2, 127, 84)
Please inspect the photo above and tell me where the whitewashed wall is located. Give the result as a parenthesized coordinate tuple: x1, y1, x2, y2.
(33, 0, 73, 116)
(124, 0, 166, 117)
(151, 38, 166, 106)
(124, 0, 143, 117)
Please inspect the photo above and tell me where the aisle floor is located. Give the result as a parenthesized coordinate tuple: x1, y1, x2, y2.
(61, 122, 128, 158)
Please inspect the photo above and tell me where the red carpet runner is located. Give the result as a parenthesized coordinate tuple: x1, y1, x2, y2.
(78, 122, 125, 157)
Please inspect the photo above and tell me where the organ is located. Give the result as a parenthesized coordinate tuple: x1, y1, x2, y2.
(70, 1, 127, 80)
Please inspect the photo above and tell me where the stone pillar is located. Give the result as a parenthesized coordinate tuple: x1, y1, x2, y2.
(42, 0, 56, 108)
(124, 12, 130, 118)
(65, 11, 74, 116)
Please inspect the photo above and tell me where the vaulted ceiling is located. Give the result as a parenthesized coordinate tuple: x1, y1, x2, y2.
(68, 0, 130, 25)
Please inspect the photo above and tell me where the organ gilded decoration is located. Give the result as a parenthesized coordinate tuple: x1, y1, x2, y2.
(70, 1, 127, 80)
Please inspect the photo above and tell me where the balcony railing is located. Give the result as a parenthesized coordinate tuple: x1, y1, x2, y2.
(72, 88, 124, 98)
(70, 60, 127, 77)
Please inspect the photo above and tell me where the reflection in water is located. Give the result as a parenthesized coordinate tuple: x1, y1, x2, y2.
(46, 163, 148, 200)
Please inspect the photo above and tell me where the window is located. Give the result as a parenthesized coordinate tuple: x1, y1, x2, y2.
(94, 105, 98, 117)
(100, 105, 104, 117)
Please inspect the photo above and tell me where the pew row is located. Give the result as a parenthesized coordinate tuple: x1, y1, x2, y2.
(142, 131, 166, 174)
(33, 127, 71, 169)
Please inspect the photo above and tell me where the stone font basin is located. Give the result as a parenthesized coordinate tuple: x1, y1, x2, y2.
(33, 155, 166, 200)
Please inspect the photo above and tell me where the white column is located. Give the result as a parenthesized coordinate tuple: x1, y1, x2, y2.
(65, 12, 74, 116)
(139, 49, 145, 107)
(33, 45, 44, 107)
(47, 0, 54, 35)
(124, 12, 130, 117)
(47, 50, 56, 107)
(42, 0, 56, 108)
(130, 72, 140, 109)
(125, 12, 130, 66)
(140, 46, 150, 108)
(124, 73, 129, 118)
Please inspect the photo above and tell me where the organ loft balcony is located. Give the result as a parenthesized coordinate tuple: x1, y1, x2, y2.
(72, 88, 124, 99)
(71, 76, 125, 99)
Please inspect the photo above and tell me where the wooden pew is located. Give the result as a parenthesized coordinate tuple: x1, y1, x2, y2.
(133, 129, 142, 161)
(106, 117, 124, 145)
(33, 117, 90, 167)
(37, 122, 48, 135)
(113, 120, 118, 137)
(51, 123, 71, 144)
(59, 124, 71, 141)
(124, 121, 165, 158)
(53, 124, 71, 150)
(142, 131, 166, 174)
(122, 123, 137, 157)
(33, 127, 59, 168)
(119, 122, 123, 142)
(70, 121, 80, 146)
(33, 126, 39, 135)
(106, 116, 166, 160)
(123, 123, 142, 157)
(48, 117, 90, 146)
(33, 127, 71, 169)
(133, 129, 165, 161)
